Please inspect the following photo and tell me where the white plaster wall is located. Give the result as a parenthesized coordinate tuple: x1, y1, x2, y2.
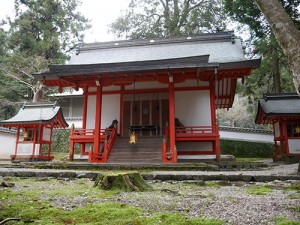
(86, 95, 96, 129)
(66, 119, 82, 129)
(0, 132, 16, 157)
(101, 94, 120, 131)
(86, 94, 120, 131)
(17, 143, 39, 155)
(288, 139, 300, 154)
(175, 90, 211, 126)
(43, 127, 51, 141)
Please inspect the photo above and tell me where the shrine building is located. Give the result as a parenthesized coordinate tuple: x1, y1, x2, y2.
(34, 31, 260, 163)
(256, 93, 300, 162)
(0, 102, 68, 160)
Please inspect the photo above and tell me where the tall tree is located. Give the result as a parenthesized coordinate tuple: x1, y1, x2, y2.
(109, 0, 227, 39)
(254, 0, 300, 95)
(223, 0, 299, 97)
(8, 0, 90, 63)
(0, 0, 90, 118)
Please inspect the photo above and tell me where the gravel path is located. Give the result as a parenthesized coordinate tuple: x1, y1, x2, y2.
(116, 180, 300, 225)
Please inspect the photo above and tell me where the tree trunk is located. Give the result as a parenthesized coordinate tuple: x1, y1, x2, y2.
(93, 172, 152, 192)
(255, 0, 300, 95)
(271, 48, 281, 93)
(32, 81, 43, 102)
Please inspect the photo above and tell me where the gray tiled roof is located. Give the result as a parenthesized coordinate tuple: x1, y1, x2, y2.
(69, 32, 245, 65)
(0, 102, 68, 127)
(258, 93, 300, 116)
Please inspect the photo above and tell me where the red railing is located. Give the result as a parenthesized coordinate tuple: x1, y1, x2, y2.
(72, 128, 95, 137)
(163, 125, 176, 163)
(69, 127, 118, 162)
(89, 128, 118, 163)
(162, 125, 219, 162)
(175, 126, 217, 135)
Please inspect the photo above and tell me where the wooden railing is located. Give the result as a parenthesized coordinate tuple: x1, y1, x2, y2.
(162, 125, 219, 162)
(69, 127, 118, 162)
(88, 128, 118, 163)
(175, 126, 217, 135)
(72, 128, 95, 137)
(162, 138, 176, 163)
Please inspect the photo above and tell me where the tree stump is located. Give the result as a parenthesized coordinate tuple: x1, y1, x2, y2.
(93, 172, 152, 192)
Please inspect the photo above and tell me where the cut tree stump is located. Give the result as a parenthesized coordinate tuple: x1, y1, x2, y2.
(93, 172, 152, 192)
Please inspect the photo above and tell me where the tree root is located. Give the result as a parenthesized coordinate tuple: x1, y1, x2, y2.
(0, 218, 21, 225)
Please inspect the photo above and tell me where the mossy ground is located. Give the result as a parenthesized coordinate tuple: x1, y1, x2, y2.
(0, 177, 223, 225)
(0, 177, 299, 224)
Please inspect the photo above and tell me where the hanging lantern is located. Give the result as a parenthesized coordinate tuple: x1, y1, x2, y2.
(23, 130, 29, 141)
(129, 131, 137, 144)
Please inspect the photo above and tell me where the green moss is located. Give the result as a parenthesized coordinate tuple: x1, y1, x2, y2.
(288, 206, 300, 212)
(205, 181, 220, 187)
(272, 216, 300, 225)
(287, 193, 300, 199)
(235, 158, 269, 162)
(138, 213, 224, 225)
(94, 172, 153, 192)
(246, 185, 273, 195)
(284, 184, 300, 193)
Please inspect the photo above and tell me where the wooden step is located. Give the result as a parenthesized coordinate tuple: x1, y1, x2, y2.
(108, 137, 163, 163)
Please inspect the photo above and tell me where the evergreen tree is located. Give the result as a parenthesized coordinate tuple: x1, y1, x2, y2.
(109, 0, 227, 39)
(0, 0, 90, 119)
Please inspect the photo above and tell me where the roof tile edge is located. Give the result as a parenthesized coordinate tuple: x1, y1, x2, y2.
(77, 31, 236, 53)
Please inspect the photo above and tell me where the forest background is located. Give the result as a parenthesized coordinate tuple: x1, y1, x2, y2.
(0, 0, 299, 129)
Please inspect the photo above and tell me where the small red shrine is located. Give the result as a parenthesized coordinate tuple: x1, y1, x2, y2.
(0, 102, 68, 160)
(34, 31, 260, 163)
(256, 93, 300, 162)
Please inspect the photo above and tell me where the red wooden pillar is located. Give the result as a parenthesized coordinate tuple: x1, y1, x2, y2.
(49, 127, 53, 157)
(81, 86, 88, 154)
(168, 76, 177, 162)
(210, 80, 220, 161)
(119, 86, 124, 136)
(283, 120, 289, 156)
(272, 122, 278, 159)
(39, 125, 44, 156)
(31, 127, 37, 159)
(279, 120, 286, 156)
(14, 127, 20, 158)
(94, 85, 103, 154)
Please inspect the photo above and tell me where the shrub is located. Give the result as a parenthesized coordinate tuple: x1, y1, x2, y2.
(220, 140, 274, 158)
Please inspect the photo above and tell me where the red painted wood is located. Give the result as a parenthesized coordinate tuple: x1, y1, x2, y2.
(93, 86, 103, 155)
(210, 80, 220, 160)
(39, 126, 44, 155)
(168, 80, 176, 162)
(14, 127, 20, 157)
(119, 86, 124, 136)
(31, 127, 37, 158)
